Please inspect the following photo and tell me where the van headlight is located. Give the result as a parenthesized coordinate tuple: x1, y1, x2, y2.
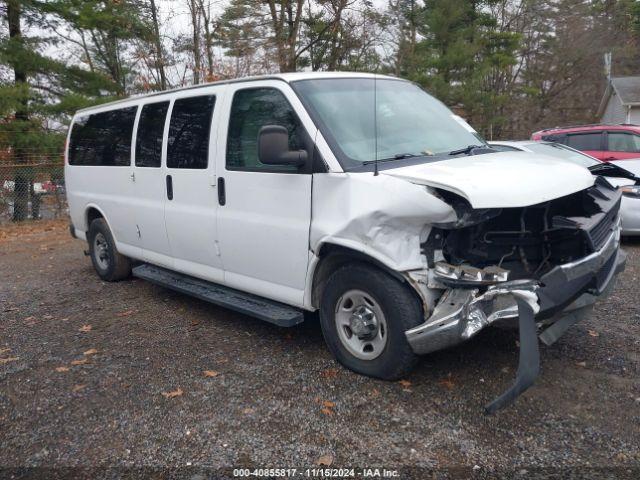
(620, 185, 640, 198)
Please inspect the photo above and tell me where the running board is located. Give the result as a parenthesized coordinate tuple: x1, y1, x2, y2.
(132, 264, 304, 327)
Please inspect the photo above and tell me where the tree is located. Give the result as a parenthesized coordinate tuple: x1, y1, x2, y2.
(0, 0, 118, 221)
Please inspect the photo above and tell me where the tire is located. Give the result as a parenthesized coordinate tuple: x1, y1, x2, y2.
(87, 218, 131, 282)
(319, 262, 423, 380)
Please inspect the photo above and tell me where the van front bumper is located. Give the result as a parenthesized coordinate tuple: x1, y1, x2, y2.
(405, 227, 626, 356)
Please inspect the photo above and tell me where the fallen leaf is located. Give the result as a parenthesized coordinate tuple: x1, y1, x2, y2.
(588, 330, 600, 337)
(369, 388, 380, 398)
(316, 454, 334, 466)
(83, 348, 98, 356)
(203, 370, 220, 377)
(72, 384, 87, 392)
(55, 366, 70, 372)
(398, 379, 412, 388)
(576, 361, 587, 368)
(0, 357, 19, 365)
(79, 325, 92, 332)
(321, 368, 339, 379)
(320, 408, 334, 416)
(116, 310, 136, 317)
(0, 348, 11, 355)
(242, 407, 254, 415)
(162, 387, 183, 398)
(321, 400, 335, 408)
(191, 320, 200, 326)
(438, 378, 456, 390)
(71, 358, 88, 366)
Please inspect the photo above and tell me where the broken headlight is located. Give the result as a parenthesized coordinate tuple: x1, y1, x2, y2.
(434, 261, 509, 286)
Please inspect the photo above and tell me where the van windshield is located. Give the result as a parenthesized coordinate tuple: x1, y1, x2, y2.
(292, 78, 485, 170)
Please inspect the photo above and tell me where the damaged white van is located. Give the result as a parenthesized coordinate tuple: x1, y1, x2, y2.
(65, 73, 626, 411)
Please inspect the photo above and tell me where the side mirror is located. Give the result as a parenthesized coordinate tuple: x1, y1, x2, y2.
(258, 125, 307, 167)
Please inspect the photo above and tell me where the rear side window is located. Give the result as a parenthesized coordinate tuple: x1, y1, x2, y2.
(607, 132, 640, 153)
(565, 133, 602, 151)
(167, 95, 216, 169)
(69, 107, 137, 166)
(226, 88, 304, 171)
(135, 102, 170, 167)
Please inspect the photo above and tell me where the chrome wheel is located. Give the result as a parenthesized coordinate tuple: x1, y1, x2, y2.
(335, 289, 388, 360)
(93, 232, 110, 270)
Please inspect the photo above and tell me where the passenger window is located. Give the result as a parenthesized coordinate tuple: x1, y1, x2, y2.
(136, 102, 169, 167)
(167, 95, 216, 169)
(69, 107, 137, 166)
(607, 132, 640, 152)
(226, 88, 304, 171)
(566, 133, 602, 151)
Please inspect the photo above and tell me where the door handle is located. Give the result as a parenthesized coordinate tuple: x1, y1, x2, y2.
(218, 177, 226, 206)
(166, 174, 173, 200)
(604, 157, 617, 161)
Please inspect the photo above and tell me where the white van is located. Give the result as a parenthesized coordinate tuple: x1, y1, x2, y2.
(65, 73, 625, 411)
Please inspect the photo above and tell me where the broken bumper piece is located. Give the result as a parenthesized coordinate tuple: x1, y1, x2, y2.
(405, 228, 626, 412)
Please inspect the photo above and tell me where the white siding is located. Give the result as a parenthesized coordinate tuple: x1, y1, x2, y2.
(601, 92, 626, 123)
(628, 107, 640, 124)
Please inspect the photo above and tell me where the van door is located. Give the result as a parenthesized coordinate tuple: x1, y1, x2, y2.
(163, 90, 225, 282)
(132, 101, 173, 267)
(216, 81, 315, 306)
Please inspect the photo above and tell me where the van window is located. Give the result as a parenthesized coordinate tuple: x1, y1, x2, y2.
(565, 132, 602, 151)
(135, 101, 170, 168)
(607, 132, 640, 152)
(167, 95, 216, 169)
(69, 107, 137, 166)
(226, 88, 303, 171)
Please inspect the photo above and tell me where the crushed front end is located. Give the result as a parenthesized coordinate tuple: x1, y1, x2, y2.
(405, 177, 626, 412)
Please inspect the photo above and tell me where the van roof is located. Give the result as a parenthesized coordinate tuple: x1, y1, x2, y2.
(76, 71, 402, 114)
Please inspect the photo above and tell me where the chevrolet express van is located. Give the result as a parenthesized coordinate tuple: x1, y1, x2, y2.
(66, 73, 625, 411)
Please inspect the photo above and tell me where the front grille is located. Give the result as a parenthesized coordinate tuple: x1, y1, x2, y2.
(585, 198, 620, 252)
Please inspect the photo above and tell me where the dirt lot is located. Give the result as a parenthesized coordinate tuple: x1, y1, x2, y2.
(1, 220, 639, 477)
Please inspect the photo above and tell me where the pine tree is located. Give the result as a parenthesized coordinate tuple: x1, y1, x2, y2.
(0, 0, 118, 221)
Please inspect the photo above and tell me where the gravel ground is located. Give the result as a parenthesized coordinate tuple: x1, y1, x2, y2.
(1, 220, 639, 478)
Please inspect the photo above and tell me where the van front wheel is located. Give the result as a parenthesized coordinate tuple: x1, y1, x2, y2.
(88, 218, 131, 282)
(319, 263, 423, 380)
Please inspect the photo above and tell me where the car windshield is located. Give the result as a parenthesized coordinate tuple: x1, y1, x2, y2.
(525, 142, 600, 167)
(292, 78, 485, 170)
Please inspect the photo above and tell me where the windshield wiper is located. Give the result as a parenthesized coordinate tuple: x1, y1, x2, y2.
(392, 153, 418, 159)
(589, 162, 640, 184)
(362, 153, 418, 165)
(449, 144, 484, 156)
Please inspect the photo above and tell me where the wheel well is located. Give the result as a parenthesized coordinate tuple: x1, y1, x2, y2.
(311, 244, 408, 309)
(86, 207, 103, 229)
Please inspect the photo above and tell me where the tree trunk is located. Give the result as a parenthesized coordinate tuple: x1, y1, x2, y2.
(149, 0, 167, 90)
(188, 0, 202, 84)
(8, 0, 30, 222)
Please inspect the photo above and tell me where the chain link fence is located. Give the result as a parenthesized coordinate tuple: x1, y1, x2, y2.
(0, 161, 67, 224)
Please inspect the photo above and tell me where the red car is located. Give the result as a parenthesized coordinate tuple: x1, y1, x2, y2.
(531, 124, 640, 161)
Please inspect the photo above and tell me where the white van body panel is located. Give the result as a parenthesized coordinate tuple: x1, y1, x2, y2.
(129, 98, 173, 268)
(162, 86, 227, 283)
(381, 152, 595, 209)
(214, 80, 317, 307)
(309, 172, 457, 272)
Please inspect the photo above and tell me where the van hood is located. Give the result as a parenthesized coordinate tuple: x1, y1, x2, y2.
(381, 151, 595, 209)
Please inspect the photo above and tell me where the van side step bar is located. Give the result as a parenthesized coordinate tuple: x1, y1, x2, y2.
(132, 264, 305, 327)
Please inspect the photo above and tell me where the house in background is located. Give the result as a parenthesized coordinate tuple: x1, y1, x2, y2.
(598, 76, 640, 124)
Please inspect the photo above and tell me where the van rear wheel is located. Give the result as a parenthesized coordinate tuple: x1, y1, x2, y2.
(319, 263, 423, 380)
(88, 218, 131, 282)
